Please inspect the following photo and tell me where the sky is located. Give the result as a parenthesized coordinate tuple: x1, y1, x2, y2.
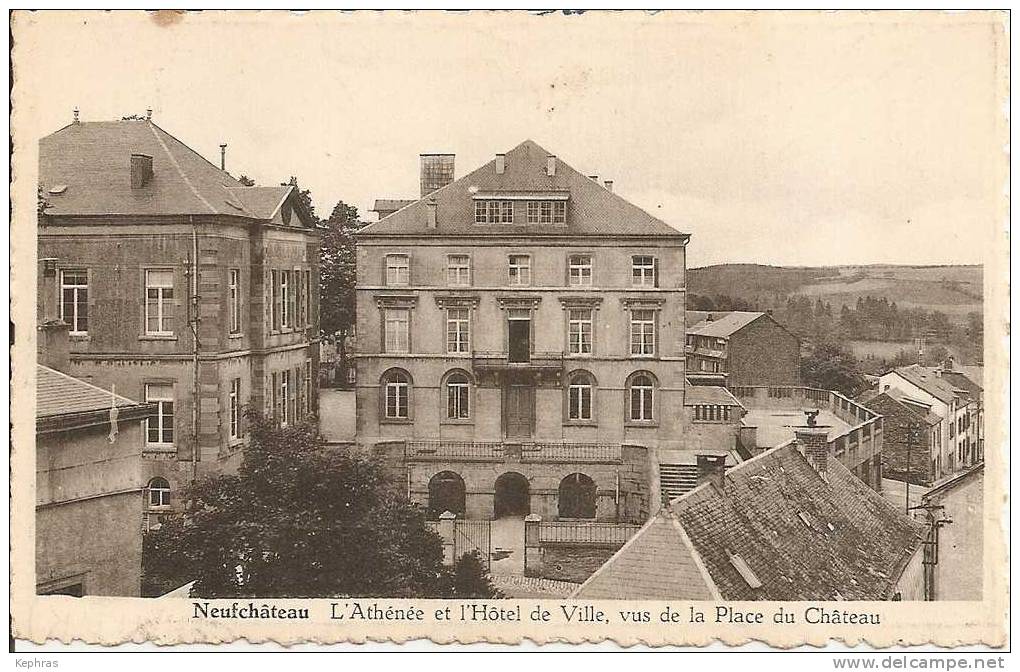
(14, 11, 1006, 267)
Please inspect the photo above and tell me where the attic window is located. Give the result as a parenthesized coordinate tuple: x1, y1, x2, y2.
(728, 552, 762, 589)
(48, 185, 67, 195)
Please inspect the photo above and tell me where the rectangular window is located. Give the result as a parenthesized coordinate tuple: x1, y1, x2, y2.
(474, 200, 487, 224)
(145, 269, 174, 335)
(568, 384, 593, 421)
(527, 201, 540, 224)
(295, 270, 304, 328)
(386, 255, 410, 286)
(229, 377, 241, 440)
(630, 309, 656, 356)
(303, 360, 312, 415)
(446, 308, 470, 353)
(271, 372, 279, 420)
(304, 270, 312, 326)
(281, 270, 291, 328)
(447, 255, 471, 286)
(630, 384, 653, 421)
(287, 369, 296, 424)
(280, 370, 290, 426)
(271, 270, 281, 331)
(228, 269, 241, 334)
(568, 308, 593, 355)
(540, 201, 552, 223)
(632, 256, 657, 287)
(568, 254, 593, 286)
(508, 254, 532, 286)
(385, 381, 409, 419)
(145, 383, 174, 445)
(59, 269, 89, 334)
(553, 201, 566, 223)
(384, 308, 410, 353)
(447, 380, 470, 420)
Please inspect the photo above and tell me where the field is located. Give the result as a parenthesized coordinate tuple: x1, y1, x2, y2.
(688, 264, 982, 322)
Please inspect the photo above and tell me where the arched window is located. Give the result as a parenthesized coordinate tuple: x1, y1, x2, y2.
(627, 372, 656, 422)
(428, 471, 466, 519)
(380, 369, 412, 419)
(558, 473, 597, 519)
(567, 370, 596, 422)
(147, 477, 171, 509)
(444, 370, 471, 420)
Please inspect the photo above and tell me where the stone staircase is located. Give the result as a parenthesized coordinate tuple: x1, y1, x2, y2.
(659, 463, 699, 503)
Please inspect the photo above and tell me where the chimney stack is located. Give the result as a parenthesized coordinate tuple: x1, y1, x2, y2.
(420, 153, 455, 197)
(146, 108, 152, 121)
(588, 174, 599, 181)
(546, 155, 556, 176)
(130, 153, 154, 189)
(696, 454, 727, 490)
(604, 179, 613, 192)
(72, 107, 80, 124)
(495, 153, 506, 174)
(220, 144, 227, 171)
(795, 410, 831, 478)
(426, 198, 438, 229)
(38, 320, 71, 372)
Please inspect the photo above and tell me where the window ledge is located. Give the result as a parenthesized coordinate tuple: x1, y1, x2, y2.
(139, 334, 177, 341)
(440, 419, 474, 426)
(563, 421, 598, 428)
(69, 333, 91, 342)
(381, 418, 414, 425)
(228, 332, 244, 339)
(625, 421, 659, 428)
(692, 420, 733, 425)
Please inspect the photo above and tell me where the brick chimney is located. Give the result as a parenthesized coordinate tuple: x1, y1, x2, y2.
(546, 155, 556, 176)
(495, 153, 506, 174)
(38, 319, 70, 372)
(795, 410, 831, 478)
(419, 153, 455, 197)
(426, 198, 438, 229)
(696, 454, 727, 490)
(130, 153, 153, 189)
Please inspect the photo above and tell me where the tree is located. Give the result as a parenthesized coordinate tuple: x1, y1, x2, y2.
(800, 340, 867, 397)
(141, 413, 498, 599)
(237, 174, 256, 187)
(319, 200, 360, 341)
(284, 176, 318, 224)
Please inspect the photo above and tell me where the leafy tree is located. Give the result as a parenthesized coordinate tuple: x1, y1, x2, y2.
(319, 200, 360, 341)
(141, 413, 498, 599)
(800, 340, 867, 397)
(451, 552, 501, 598)
(237, 174, 256, 187)
(284, 176, 318, 224)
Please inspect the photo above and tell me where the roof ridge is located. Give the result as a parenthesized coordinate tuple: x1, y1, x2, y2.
(146, 121, 219, 215)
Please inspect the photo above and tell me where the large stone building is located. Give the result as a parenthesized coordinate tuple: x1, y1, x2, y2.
(856, 388, 943, 486)
(37, 114, 321, 508)
(36, 325, 156, 596)
(685, 310, 800, 387)
(355, 141, 693, 521)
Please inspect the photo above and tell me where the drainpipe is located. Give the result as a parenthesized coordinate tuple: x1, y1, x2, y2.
(190, 215, 201, 483)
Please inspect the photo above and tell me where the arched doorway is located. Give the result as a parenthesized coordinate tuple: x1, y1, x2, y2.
(428, 471, 466, 519)
(558, 473, 597, 519)
(494, 472, 530, 518)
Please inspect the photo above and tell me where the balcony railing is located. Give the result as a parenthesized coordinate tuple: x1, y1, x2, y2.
(471, 351, 564, 371)
(406, 440, 623, 463)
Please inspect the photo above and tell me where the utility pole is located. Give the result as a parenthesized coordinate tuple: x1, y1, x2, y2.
(910, 501, 953, 600)
(904, 422, 920, 513)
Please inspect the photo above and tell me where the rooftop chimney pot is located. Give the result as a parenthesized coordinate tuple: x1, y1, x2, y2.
(546, 155, 556, 176)
(604, 179, 614, 192)
(73, 107, 80, 124)
(495, 153, 506, 174)
(795, 422, 831, 478)
(420, 153, 455, 197)
(130, 153, 154, 189)
(146, 108, 152, 120)
(220, 143, 227, 171)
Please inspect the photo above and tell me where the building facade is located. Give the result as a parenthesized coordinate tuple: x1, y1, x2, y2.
(856, 389, 942, 486)
(355, 140, 690, 521)
(685, 311, 801, 387)
(38, 115, 320, 509)
(36, 328, 157, 596)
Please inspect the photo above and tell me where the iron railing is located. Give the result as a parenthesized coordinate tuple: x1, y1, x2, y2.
(406, 440, 623, 463)
(538, 521, 640, 546)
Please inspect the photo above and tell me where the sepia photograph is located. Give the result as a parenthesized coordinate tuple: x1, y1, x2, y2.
(8, 8, 1009, 654)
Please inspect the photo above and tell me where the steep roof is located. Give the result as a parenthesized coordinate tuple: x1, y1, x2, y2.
(860, 391, 942, 427)
(39, 119, 312, 226)
(891, 365, 970, 405)
(687, 311, 766, 338)
(576, 442, 925, 601)
(371, 198, 415, 214)
(37, 365, 144, 418)
(358, 140, 687, 238)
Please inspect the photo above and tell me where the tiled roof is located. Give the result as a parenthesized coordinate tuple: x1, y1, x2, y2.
(358, 140, 688, 238)
(687, 311, 765, 338)
(862, 391, 942, 427)
(893, 365, 970, 404)
(577, 442, 925, 601)
(685, 385, 744, 407)
(941, 370, 983, 397)
(37, 365, 144, 418)
(39, 119, 307, 223)
(371, 199, 415, 215)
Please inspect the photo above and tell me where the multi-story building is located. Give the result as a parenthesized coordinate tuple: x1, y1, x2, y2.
(685, 310, 800, 387)
(355, 141, 691, 521)
(856, 387, 943, 486)
(879, 360, 981, 480)
(37, 113, 321, 508)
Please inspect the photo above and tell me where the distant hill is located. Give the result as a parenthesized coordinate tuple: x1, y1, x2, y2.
(687, 264, 983, 321)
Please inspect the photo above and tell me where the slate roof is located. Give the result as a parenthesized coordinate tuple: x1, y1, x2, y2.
(39, 119, 307, 223)
(684, 385, 744, 407)
(575, 442, 925, 601)
(687, 311, 766, 338)
(37, 365, 144, 418)
(892, 365, 971, 405)
(358, 140, 688, 238)
(371, 199, 415, 214)
(858, 390, 942, 427)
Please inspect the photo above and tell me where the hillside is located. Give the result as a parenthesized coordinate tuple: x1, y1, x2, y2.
(687, 264, 983, 320)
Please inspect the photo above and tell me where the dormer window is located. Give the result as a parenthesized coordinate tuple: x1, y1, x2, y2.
(527, 200, 566, 224)
(474, 200, 513, 224)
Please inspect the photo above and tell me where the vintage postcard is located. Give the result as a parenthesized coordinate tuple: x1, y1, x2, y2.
(8, 9, 1009, 651)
